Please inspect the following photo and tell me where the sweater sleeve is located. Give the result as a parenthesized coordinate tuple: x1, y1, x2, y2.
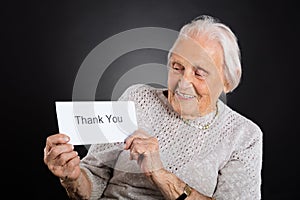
(80, 143, 123, 199)
(213, 120, 263, 200)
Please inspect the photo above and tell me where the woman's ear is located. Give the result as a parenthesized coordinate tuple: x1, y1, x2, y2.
(223, 68, 241, 93)
(223, 79, 231, 93)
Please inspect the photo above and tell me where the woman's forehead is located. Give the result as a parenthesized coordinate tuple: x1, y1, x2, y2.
(170, 36, 223, 71)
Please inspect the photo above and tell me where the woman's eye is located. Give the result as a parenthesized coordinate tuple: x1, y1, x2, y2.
(195, 69, 208, 78)
(173, 62, 184, 71)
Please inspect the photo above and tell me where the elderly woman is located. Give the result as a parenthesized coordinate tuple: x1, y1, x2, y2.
(44, 15, 263, 200)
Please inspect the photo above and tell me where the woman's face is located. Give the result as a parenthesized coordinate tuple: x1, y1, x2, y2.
(167, 36, 225, 119)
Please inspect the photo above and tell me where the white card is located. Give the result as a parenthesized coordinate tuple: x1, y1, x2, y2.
(55, 101, 138, 145)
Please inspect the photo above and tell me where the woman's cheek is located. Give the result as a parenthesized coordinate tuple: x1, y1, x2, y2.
(205, 77, 224, 101)
(167, 73, 179, 92)
(194, 80, 209, 96)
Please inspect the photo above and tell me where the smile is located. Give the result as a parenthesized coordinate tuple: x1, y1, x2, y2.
(175, 90, 196, 99)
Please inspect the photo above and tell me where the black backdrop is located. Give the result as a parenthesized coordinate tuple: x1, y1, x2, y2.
(2, 0, 298, 199)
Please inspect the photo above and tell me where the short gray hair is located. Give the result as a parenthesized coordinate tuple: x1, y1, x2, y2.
(171, 15, 242, 92)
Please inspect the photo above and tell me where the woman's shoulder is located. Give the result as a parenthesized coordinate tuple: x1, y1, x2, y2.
(226, 102, 263, 144)
(220, 101, 263, 139)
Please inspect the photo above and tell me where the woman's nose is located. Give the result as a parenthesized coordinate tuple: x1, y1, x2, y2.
(179, 70, 193, 89)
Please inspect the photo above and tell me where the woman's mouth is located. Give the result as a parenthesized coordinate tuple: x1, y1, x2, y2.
(175, 90, 196, 100)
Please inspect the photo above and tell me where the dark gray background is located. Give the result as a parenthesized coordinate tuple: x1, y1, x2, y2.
(1, 0, 298, 199)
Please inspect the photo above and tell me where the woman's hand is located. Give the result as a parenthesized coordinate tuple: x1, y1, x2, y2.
(44, 133, 92, 199)
(124, 129, 163, 177)
(43, 133, 81, 182)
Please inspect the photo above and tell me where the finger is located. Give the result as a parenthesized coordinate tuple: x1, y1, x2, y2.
(129, 138, 147, 160)
(133, 137, 158, 152)
(130, 152, 140, 160)
(45, 133, 70, 153)
(44, 143, 74, 164)
(56, 151, 78, 166)
(61, 156, 81, 180)
(124, 129, 149, 150)
(124, 135, 136, 150)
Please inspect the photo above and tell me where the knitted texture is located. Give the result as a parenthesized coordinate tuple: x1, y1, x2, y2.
(80, 84, 263, 200)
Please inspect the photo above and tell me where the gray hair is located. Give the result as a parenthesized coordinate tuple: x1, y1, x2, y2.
(170, 15, 242, 93)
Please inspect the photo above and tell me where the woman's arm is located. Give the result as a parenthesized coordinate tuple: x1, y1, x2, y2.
(60, 169, 92, 200)
(149, 168, 214, 200)
(124, 129, 215, 200)
(213, 122, 263, 200)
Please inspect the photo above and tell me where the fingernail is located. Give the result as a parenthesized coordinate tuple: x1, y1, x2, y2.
(64, 136, 69, 142)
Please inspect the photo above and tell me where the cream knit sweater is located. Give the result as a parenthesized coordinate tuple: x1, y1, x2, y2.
(80, 84, 263, 200)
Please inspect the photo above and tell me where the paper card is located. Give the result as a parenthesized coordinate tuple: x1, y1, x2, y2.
(55, 101, 138, 145)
